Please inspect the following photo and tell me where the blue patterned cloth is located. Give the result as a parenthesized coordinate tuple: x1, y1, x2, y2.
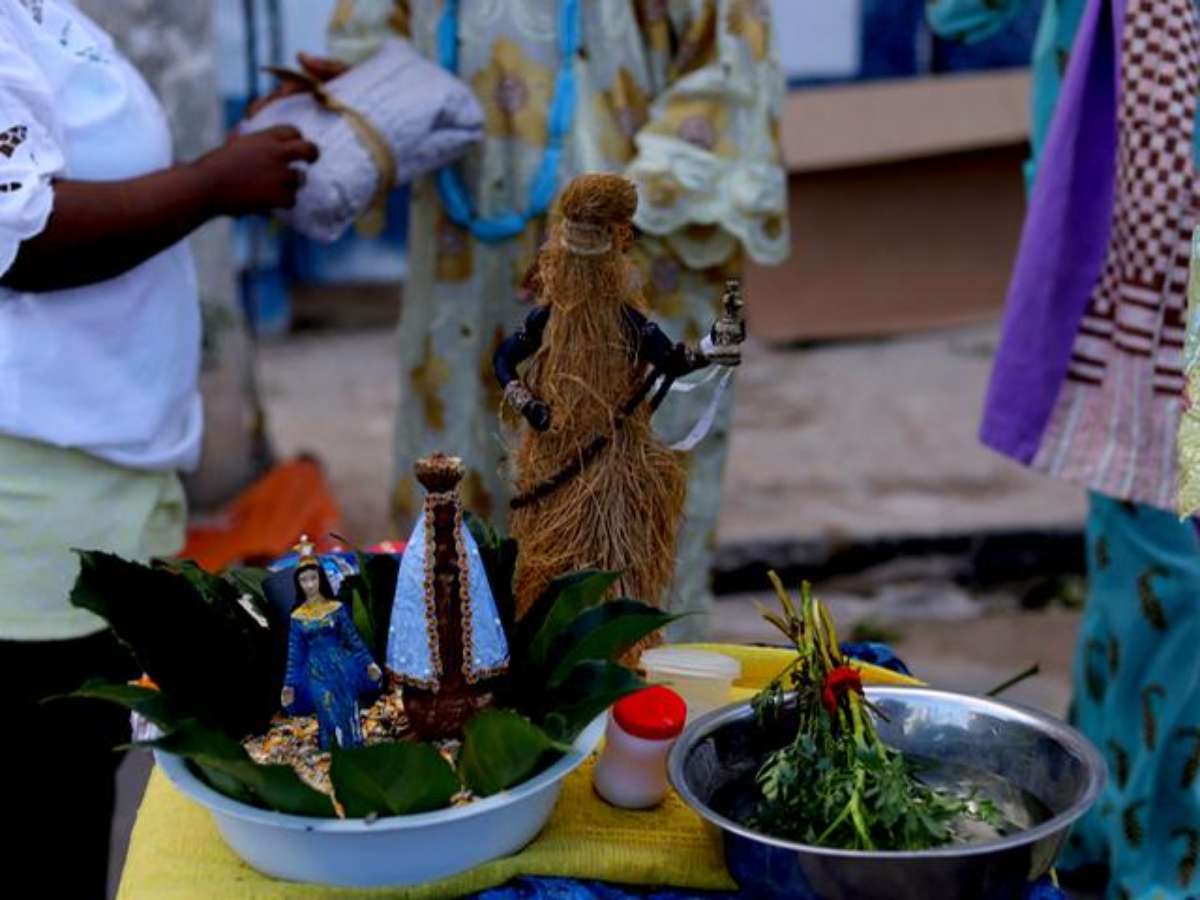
(468, 876, 1064, 899)
(1057, 494, 1200, 899)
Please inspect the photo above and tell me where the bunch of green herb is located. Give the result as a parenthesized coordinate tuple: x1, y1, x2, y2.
(751, 574, 998, 851)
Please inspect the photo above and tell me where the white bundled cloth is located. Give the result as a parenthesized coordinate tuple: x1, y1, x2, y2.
(242, 38, 483, 242)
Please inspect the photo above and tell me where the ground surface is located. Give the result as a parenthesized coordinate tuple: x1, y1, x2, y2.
(259, 321, 1086, 545)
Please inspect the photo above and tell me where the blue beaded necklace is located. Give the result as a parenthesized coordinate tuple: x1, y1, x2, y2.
(435, 0, 582, 243)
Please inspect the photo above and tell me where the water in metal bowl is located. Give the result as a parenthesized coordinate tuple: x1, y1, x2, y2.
(668, 687, 1105, 900)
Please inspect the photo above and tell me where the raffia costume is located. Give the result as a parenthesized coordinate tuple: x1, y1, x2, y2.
(328, 0, 789, 637)
(494, 174, 737, 615)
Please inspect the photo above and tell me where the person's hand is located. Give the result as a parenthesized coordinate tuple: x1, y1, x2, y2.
(523, 398, 552, 432)
(194, 126, 319, 216)
(280, 685, 295, 708)
(246, 53, 351, 118)
(367, 663, 382, 682)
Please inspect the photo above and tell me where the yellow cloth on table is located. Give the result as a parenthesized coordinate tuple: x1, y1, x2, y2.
(120, 760, 732, 900)
(118, 644, 921, 899)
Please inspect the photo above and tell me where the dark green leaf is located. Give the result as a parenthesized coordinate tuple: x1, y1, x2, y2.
(467, 515, 518, 636)
(71, 551, 279, 737)
(65, 679, 180, 730)
(526, 570, 622, 668)
(162, 558, 231, 606)
(516, 570, 610, 657)
(351, 553, 401, 661)
(465, 513, 499, 550)
(330, 742, 459, 817)
(226, 567, 273, 604)
(457, 710, 567, 796)
(339, 573, 377, 658)
(539, 660, 644, 742)
(145, 719, 334, 818)
(546, 600, 675, 687)
(199, 765, 260, 806)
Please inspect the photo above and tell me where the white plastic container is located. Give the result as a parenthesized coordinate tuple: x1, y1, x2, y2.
(640, 647, 741, 719)
(593, 686, 687, 810)
(155, 714, 604, 888)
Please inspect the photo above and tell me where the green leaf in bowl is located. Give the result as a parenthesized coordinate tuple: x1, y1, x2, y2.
(525, 570, 622, 668)
(330, 742, 460, 818)
(70, 551, 279, 738)
(539, 660, 644, 743)
(457, 710, 568, 797)
(145, 719, 335, 818)
(65, 679, 180, 730)
(546, 600, 676, 688)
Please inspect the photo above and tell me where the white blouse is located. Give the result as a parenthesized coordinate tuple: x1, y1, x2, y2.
(0, 0, 201, 471)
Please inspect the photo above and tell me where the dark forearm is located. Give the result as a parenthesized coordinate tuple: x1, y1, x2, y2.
(2, 164, 217, 292)
(2, 125, 318, 292)
(495, 305, 553, 431)
(494, 306, 550, 386)
(494, 331, 532, 387)
(627, 307, 708, 377)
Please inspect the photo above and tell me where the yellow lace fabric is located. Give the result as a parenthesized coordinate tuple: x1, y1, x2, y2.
(1178, 226, 1200, 516)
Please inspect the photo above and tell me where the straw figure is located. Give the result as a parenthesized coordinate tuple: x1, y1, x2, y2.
(494, 173, 745, 627)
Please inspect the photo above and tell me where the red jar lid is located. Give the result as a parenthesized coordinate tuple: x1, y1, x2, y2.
(613, 686, 687, 740)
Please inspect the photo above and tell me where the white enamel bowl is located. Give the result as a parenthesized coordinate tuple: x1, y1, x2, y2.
(155, 715, 605, 888)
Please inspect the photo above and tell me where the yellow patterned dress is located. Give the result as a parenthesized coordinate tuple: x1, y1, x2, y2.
(1180, 227, 1200, 516)
(329, 0, 790, 637)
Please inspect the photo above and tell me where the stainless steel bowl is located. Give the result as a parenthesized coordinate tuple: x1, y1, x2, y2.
(668, 687, 1105, 900)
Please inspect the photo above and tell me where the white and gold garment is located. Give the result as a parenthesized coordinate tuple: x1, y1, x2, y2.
(328, 0, 790, 636)
(1177, 226, 1200, 515)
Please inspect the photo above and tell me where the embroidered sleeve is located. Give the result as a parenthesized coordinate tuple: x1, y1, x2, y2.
(0, 8, 65, 279)
(327, 0, 411, 65)
(628, 0, 790, 269)
(925, 0, 1030, 43)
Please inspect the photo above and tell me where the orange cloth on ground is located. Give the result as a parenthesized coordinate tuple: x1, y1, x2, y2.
(181, 458, 341, 571)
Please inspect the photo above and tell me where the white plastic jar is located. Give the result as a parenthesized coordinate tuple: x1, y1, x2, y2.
(592, 686, 687, 809)
(639, 647, 741, 720)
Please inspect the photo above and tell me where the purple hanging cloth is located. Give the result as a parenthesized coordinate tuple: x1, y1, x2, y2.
(979, 0, 1124, 464)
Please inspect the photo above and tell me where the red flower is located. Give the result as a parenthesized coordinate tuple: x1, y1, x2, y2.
(822, 665, 863, 717)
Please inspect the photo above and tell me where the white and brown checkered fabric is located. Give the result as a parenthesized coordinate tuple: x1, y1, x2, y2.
(1035, 0, 1200, 507)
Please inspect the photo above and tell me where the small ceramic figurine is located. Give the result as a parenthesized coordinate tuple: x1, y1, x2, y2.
(386, 453, 510, 739)
(493, 172, 745, 621)
(281, 536, 383, 750)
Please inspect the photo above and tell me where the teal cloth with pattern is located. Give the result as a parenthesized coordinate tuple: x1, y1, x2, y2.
(1060, 494, 1200, 898)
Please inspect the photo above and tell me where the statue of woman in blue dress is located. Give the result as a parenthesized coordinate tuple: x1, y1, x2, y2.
(280, 537, 382, 750)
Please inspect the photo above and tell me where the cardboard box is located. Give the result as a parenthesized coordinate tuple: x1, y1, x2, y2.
(748, 72, 1030, 342)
